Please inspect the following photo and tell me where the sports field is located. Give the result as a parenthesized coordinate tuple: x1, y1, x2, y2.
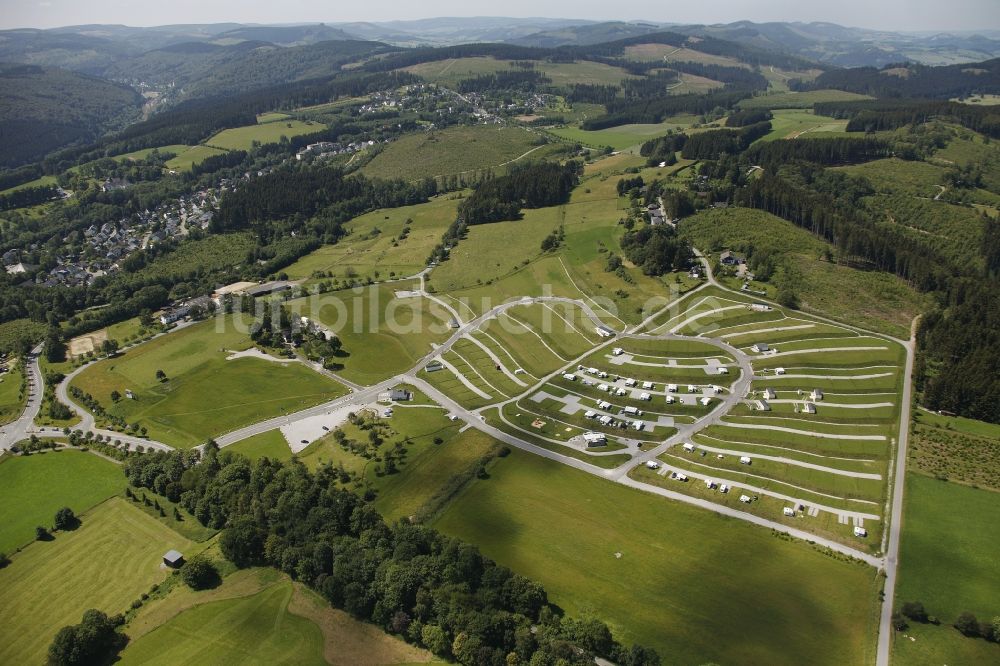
(434, 450, 880, 665)
(70, 317, 346, 447)
(0, 498, 199, 665)
(0, 450, 126, 553)
(288, 285, 451, 385)
(205, 119, 325, 151)
(362, 125, 541, 182)
(283, 195, 459, 282)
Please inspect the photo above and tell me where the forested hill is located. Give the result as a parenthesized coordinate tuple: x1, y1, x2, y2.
(797, 58, 1000, 98)
(0, 63, 142, 168)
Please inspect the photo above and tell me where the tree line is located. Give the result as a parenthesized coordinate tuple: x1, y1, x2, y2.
(620, 226, 693, 276)
(745, 136, 891, 166)
(681, 121, 772, 159)
(122, 446, 662, 666)
(582, 90, 751, 130)
(812, 99, 1000, 140)
(0, 184, 60, 211)
(796, 57, 1000, 99)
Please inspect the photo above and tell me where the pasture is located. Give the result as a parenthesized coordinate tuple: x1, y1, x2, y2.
(205, 119, 325, 151)
(0, 449, 126, 553)
(895, 474, 1000, 621)
(434, 450, 880, 666)
(361, 125, 541, 182)
(0, 498, 199, 665)
(740, 89, 874, 110)
(226, 430, 292, 462)
(757, 109, 848, 142)
(288, 285, 451, 385)
(283, 195, 459, 282)
(548, 117, 699, 150)
(164, 145, 229, 171)
(70, 317, 346, 447)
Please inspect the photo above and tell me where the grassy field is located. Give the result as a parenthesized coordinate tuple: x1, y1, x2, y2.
(0, 174, 58, 196)
(120, 582, 326, 665)
(0, 497, 199, 665)
(206, 119, 325, 151)
(909, 411, 1000, 490)
(123, 567, 433, 665)
(288, 285, 451, 385)
(113, 144, 191, 162)
(0, 449, 126, 553)
(757, 109, 848, 141)
(679, 208, 927, 337)
(891, 618, 1000, 665)
(547, 116, 699, 150)
(0, 361, 24, 425)
(895, 474, 1000, 621)
(740, 89, 874, 110)
(434, 450, 880, 665)
(283, 195, 459, 282)
(164, 145, 229, 171)
(362, 125, 541, 182)
(0, 318, 47, 355)
(226, 430, 292, 462)
(71, 317, 346, 447)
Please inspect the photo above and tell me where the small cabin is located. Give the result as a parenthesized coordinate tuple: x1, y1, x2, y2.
(163, 550, 184, 568)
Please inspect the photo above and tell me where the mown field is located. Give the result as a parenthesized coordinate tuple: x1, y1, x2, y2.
(283, 195, 459, 282)
(434, 450, 880, 666)
(205, 119, 325, 151)
(164, 145, 229, 171)
(362, 125, 541, 182)
(122, 567, 433, 666)
(71, 317, 346, 447)
(0, 449, 126, 553)
(0, 497, 200, 665)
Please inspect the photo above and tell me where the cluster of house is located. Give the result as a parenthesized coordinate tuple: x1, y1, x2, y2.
(8, 185, 221, 287)
(295, 139, 380, 162)
(646, 203, 678, 228)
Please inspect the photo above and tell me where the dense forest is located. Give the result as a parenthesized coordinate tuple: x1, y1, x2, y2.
(458, 161, 581, 225)
(583, 90, 751, 130)
(214, 166, 438, 242)
(813, 99, 1000, 139)
(680, 121, 772, 159)
(798, 58, 1000, 99)
(745, 136, 891, 166)
(619, 226, 693, 276)
(123, 446, 662, 666)
(639, 133, 687, 166)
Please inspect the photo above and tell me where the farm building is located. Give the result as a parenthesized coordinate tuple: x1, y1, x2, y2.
(162, 550, 184, 568)
(583, 432, 607, 447)
(244, 280, 293, 298)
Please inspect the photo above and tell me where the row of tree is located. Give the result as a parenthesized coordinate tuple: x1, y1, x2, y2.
(122, 446, 662, 665)
(680, 121, 772, 159)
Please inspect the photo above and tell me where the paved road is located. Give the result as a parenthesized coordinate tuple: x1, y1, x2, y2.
(875, 318, 918, 666)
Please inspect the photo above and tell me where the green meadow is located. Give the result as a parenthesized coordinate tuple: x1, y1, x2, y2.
(205, 119, 325, 151)
(362, 125, 541, 182)
(434, 450, 880, 666)
(0, 498, 200, 665)
(71, 317, 346, 447)
(0, 449, 126, 553)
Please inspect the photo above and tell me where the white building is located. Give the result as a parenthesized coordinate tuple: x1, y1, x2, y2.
(583, 432, 607, 447)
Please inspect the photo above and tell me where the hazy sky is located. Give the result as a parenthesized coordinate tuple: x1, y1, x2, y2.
(3, 0, 999, 32)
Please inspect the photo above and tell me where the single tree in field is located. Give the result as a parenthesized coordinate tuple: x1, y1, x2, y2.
(155, 369, 167, 382)
(101, 339, 119, 356)
(47, 609, 126, 666)
(53, 507, 76, 531)
(181, 555, 220, 590)
(954, 611, 980, 637)
(35, 525, 49, 541)
(110, 390, 121, 403)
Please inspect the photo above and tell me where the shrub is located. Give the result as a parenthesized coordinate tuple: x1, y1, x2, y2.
(181, 555, 220, 590)
(53, 507, 77, 531)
